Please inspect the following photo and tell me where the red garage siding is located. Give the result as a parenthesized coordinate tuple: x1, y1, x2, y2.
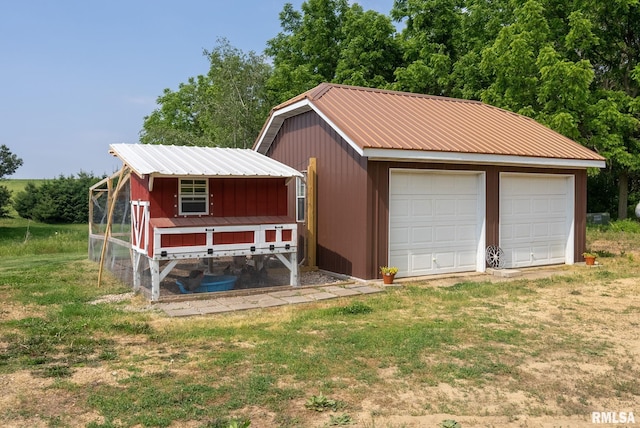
(267, 110, 372, 279)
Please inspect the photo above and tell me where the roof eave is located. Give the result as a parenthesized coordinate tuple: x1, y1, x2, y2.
(363, 148, 607, 169)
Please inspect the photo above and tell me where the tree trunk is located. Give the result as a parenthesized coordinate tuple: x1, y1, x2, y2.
(618, 171, 628, 220)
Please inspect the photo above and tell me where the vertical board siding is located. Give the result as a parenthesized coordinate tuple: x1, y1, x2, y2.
(486, 167, 500, 247)
(574, 169, 587, 261)
(130, 174, 148, 201)
(152, 178, 178, 218)
(267, 111, 370, 278)
(145, 177, 288, 219)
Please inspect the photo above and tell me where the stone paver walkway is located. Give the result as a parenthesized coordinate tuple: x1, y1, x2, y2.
(154, 283, 383, 317)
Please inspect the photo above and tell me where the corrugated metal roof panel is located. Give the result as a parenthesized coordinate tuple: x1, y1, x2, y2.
(256, 83, 605, 165)
(109, 144, 303, 178)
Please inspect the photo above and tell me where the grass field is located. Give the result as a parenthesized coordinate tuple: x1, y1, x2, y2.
(0, 217, 639, 427)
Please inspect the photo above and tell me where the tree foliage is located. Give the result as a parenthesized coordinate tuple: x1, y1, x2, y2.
(265, 0, 402, 103)
(14, 172, 102, 224)
(140, 38, 272, 148)
(0, 144, 24, 217)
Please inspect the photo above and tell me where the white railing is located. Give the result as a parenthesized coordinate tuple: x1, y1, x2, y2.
(151, 223, 297, 260)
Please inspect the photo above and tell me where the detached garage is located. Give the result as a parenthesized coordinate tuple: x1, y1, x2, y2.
(254, 83, 606, 280)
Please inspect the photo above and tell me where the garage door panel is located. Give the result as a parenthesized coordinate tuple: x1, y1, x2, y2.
(434, 225, 456, 243)
(514, 224, 532, 239)
(412, 226, 433, 244)
(457, 250, 479, 268)
(457, 198, 478, 213)
(433, 252, 455, 269)
(411, 253, 433, 271)
(532, 199, 549, 214)
(390, 170, 483, 277)
(532, 223, 549, 237)
(513, 199, 532, 215)
(412, 199, 433, 216)
(389, 227, 410, 246)
(548, 221, 565, 236)
(392, 199, 411, 217)
(456, 224, 477, 241)
(434, 199, 456, 216)
(549, 199, 566, 214)
(501, 174, 572, 268)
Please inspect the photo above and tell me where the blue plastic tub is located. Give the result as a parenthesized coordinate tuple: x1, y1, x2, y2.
(177, 275, 237, 294)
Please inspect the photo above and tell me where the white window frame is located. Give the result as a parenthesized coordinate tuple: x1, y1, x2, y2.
(296, 173, 307, 222)
(179, 178, 209, 215)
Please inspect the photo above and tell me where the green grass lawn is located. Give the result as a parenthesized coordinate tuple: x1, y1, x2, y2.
(2, 178, 46, 194)
(0, 217, 639, 427)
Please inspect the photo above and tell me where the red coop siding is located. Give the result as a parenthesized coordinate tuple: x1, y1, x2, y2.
(130, 174, 149, 201)
(213, 231, 255, 245)
(161, 233, 207, 248)
(211, 178, 288, 217)
(151, 178, 180, 218)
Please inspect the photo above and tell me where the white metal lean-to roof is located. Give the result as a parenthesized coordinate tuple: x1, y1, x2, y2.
(109, 143, 303, 179)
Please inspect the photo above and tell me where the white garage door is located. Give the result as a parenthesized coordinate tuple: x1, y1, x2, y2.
(500, 174, 574, 268)
(389, 170, 484, 277)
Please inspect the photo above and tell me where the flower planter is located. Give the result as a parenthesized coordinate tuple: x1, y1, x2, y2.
(585, 256, 596, 266)
(382, 273, 396, 285)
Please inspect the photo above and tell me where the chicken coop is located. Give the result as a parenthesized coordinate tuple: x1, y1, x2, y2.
(89, 144, 303, 301)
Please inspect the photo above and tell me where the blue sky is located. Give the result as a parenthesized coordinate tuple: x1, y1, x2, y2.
(1, 0, 394, 179)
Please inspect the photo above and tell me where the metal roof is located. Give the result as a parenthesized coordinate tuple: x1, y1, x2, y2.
(254, 83, 606, 169)
(109, 144, 303, 178)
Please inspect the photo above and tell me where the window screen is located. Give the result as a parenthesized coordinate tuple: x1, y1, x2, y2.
(180, 179, 208, 215)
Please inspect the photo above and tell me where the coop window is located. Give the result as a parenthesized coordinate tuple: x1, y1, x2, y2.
(179, 178, 208, 215)
(296, 173, 306, 222)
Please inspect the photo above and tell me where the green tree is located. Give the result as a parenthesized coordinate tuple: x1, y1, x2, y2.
(13, 172, 101, 223)
(580, 0, 640, 219)
(13, 182, 40, 220)
(479, 0, 640, 218)
(0, 144, 24, 217)
(391, 0, 463, 95)
(334, 5, 402, 87)
(141, 39, 272, 148)
(266, 0, 401, 102)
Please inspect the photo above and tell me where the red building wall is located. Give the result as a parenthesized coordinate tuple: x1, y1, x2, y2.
(130, 174, 288, 218)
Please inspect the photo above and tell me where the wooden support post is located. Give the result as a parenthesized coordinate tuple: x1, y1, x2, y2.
(97, 166, 129, 287)
(306, 157, 317, 268)
(150, 259, 161, 302)
(274, 252, 299, 287)
(290, 251, 299, 286)
(132, 252, 142, 292)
